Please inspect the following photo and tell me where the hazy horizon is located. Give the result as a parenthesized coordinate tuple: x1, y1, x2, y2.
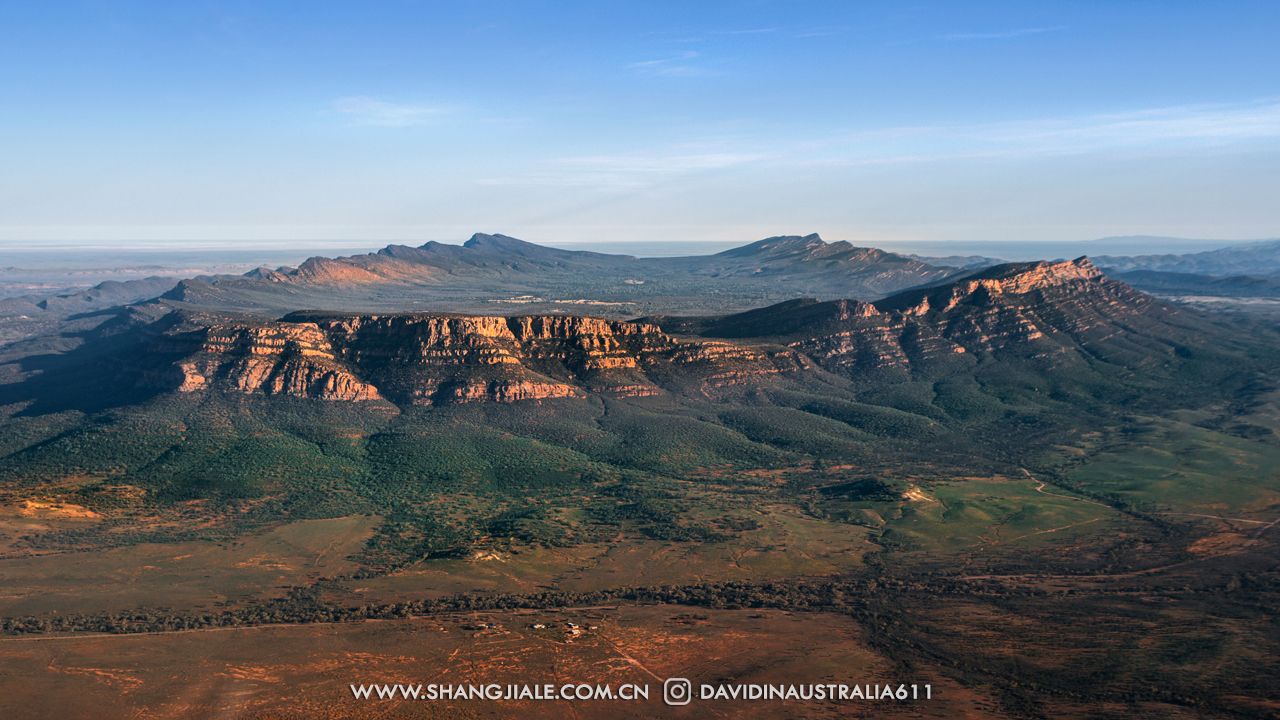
(1, 233, 1273, 258)
(0, 234, 1273, 284)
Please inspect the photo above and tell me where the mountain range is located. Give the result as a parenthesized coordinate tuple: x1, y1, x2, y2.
(3, 255, 1247, 422)
(1093, 238, 1280, 276)
(0, 222, 1259, 420)
(9, 234, 1280, 332)
(139, 233, 965, 317)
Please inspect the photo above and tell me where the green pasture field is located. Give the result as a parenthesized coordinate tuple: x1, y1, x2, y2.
(885, 477, 1121, 553)
(815, 475, 1127, 560)
(1059, 418, 1280, 518)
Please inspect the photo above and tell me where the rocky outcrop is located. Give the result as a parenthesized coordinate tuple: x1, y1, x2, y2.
(315, 315, 523, 367)
(280, 313, 681, 404)
(507, 315, 670, 371)
(160, 321, 382, 401)
(767, 257, 1174, 375)
(158, 312, 711, 405)
(876, 257, 1105, 315)
(442, 380, 580, 404)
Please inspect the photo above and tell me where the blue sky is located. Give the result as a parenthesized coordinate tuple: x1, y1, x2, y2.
(2, 1, 1278, 249)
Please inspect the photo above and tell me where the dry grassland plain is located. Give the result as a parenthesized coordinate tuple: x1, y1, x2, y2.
(0, 606, 999, 720)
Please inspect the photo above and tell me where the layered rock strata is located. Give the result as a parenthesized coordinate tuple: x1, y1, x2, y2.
(158, 312, 768, 404)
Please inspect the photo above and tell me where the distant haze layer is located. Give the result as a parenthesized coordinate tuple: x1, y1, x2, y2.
(0, 235, 1271, 269)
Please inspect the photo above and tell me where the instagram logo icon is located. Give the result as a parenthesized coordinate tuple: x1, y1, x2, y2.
(663, 678, 692, 706)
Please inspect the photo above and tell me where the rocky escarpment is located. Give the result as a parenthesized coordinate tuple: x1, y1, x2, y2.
(817, 258, 1182, 375)
(291, 313, 682, 403)
(146, 257, 1186, 403)
(154, 311, 793, 405)
(659, 257, 1189, 378)
(153, 319, 382, 401)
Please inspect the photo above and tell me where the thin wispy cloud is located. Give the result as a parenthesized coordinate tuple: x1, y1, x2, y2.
(797, 27, 848, 38)
(332, 96, 441, 126)
(560, 151, 767, 174)
(973, 101, 1280, 148)
(483, 101, 1280, 192)
(627, 51, 698, 68)
(626, 51, 711, 77)
(480, 116, 532, 126)
(796, 100, 1280, 167)
(710, 28, 778, 35)
(480, 147, 768, 189)
(942, 26, 1065, 40)
(638, 30, 703, 43)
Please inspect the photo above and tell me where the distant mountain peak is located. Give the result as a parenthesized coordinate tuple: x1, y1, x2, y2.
(460, 233, 562, 255)
(461, 232, 530, 250)
(715, 233, 826, 257)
